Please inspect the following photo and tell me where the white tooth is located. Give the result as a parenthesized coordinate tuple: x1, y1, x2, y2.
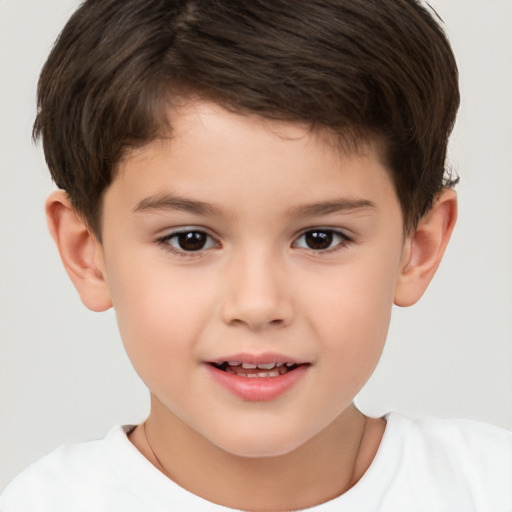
(257, 363, 276, 370)
(245, 373, 258, 378)
(228, 361, 240, 366)
(269, 370, 280, 377)
(276, 363, 284, 367)
(242, 363, 257, 369)
(286, 362, 295, 367)
(257, 371, 269, 377)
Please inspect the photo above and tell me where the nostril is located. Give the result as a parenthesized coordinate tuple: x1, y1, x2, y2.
(225, 315, 287, 330)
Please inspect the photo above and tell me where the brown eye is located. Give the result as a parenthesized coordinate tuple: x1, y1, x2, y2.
(177, 232, 207, 251)
(294, 229, 348, 251)
(164, 230, 217, 252)
(304, 231, 333, 250)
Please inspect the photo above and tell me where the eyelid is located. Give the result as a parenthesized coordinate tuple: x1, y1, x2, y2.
(158, 225, 215, 236)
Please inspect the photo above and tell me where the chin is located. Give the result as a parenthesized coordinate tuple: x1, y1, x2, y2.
(206, 422, 316, 459)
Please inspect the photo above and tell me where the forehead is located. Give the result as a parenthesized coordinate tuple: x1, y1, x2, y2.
(110, 100, 399, 220)
(168, 98, 380, 158)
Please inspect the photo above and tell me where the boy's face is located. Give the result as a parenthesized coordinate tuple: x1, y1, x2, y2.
(98, 100, 407, 457)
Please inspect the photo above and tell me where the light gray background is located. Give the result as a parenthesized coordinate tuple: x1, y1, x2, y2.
(1, 0, 511, 492)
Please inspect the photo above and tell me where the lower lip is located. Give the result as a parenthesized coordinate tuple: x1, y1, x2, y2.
(205, 364, 309, 401)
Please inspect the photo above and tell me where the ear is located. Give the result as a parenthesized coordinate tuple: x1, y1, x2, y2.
(46, 190, 112, 312)
(394, 188, 457, 307)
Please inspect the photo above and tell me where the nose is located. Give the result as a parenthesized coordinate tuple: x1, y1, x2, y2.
(221, 249, 294, 330)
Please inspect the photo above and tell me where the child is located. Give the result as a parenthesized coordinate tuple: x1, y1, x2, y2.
(1, 0, 510, 510)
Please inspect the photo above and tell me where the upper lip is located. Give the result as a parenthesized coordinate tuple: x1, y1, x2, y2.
(207, 352, 307, 366)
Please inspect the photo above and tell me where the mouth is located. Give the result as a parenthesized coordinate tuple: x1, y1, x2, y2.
(208, 361, 301, 378)
(205, 355, 310, 400)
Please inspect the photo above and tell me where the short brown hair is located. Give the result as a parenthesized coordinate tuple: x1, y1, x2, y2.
(34, 0, 459, 236)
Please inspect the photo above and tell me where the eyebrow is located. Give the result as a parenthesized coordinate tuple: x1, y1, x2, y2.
(133, 193, 223, 216)
(289, 198, 376, 217)
(133, 192, 375, 218)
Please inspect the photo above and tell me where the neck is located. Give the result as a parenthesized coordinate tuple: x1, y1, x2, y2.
(130, 399, 381, 511)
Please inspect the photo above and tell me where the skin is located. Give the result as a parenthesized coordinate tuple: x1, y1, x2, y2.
(47, 99, 457, 511)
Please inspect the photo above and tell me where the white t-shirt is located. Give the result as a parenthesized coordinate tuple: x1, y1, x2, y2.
(1, 413, 511, 512)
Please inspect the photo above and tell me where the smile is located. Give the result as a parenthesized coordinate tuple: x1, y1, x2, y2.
(205, 357, 309, 401)
(210, 361, 299, 378)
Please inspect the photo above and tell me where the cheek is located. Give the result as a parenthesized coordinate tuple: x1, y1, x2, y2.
(304, 253, 400, 379)
(308, 257, 397, 331)
(105, 256, 215, 379)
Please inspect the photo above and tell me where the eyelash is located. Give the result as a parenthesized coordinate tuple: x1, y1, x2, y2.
(157, 227, 351, 256)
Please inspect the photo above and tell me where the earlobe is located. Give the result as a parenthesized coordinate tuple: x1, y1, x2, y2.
(394, 189, 457, 307)
(46, 190, 112, 312)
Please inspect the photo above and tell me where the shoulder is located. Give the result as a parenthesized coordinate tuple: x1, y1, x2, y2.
(391, 413, 511, 466)
(0, 426, 230, 512)
(380, 413, 512, 511)
(0, 426, 148, 512)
